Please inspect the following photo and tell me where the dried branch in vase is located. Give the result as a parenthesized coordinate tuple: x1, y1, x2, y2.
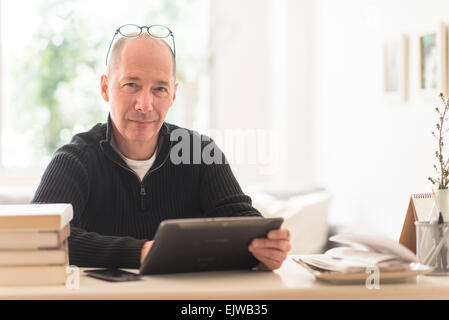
(429, 93, 449, 190)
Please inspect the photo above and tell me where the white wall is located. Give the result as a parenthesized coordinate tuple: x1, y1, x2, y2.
(211, 0, 447, 241)
(285, 0, 317, 188)
(315, 0, 449, 239)
(210, 0, 316, 188)
(210, 0, 272, 185)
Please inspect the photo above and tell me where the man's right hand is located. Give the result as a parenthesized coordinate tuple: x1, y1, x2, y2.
(140, 240, 154, 265)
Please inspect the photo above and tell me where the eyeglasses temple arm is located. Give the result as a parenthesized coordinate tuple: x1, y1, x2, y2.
(171, 34, 176, 58)
(105, 32, 119, 66)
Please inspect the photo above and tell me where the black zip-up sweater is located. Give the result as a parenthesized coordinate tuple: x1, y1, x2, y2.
(31, 115, 261, 269)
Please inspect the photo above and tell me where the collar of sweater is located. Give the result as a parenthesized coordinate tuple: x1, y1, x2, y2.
(99, 113, 173, 174)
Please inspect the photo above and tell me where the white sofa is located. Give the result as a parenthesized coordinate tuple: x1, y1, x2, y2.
(245, 186, 332, 254)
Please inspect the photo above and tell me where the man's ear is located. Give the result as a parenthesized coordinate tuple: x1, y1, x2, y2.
(100, 74, 109, 102)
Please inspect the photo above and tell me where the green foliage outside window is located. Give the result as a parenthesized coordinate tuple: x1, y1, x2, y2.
(13, 0, 103, 154)
(9, 0, 208, 160)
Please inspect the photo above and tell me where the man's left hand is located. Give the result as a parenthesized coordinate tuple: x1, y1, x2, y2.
(248, 228, 291, 271)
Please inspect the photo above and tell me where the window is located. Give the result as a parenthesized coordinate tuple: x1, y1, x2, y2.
(0, 0, 210, 170)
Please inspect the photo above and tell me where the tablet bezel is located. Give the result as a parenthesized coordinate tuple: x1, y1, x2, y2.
(139, 216, 284, 275)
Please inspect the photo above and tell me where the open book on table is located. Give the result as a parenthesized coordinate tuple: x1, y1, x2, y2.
(293, 233, 433, 282)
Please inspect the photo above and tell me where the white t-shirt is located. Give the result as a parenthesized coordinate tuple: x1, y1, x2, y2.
(110, 135, 157, 182)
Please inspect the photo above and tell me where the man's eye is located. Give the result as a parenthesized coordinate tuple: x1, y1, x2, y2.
(122, 83, 139, 92)
(153, 87, 168, 97)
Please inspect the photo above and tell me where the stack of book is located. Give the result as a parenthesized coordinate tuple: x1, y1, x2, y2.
(0, 203, 73, 286)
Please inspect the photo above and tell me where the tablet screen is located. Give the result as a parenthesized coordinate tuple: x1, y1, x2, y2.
(139, 216, 284, 275)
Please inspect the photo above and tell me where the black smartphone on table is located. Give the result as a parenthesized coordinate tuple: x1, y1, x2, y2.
(85, 268, 142, 282)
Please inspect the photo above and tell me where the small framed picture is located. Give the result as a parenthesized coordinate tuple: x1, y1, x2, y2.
(384, 34, 409, 102)
(417, 22, 447, 98)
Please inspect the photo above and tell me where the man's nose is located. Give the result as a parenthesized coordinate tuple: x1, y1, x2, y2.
(135, 90, 154, 112)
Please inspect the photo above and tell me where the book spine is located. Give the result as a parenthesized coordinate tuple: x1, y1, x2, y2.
(0, 224, 70, 249)
(0, 265, 67, 286)
(0, 241, 69, 266)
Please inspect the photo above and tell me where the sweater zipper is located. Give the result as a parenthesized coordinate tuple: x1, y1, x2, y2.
(140, 185, 146, 210)
(102, 143, 172, 211)
(104, 155, 146, 209)
(137, 150, 171, 211)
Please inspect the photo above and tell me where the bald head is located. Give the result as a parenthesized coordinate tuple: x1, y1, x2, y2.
(106, 34, 176, 79)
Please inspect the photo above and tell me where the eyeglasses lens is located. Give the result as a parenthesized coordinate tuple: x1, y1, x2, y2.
(148, 25, 170, 38)
(119, 24, 142, 38)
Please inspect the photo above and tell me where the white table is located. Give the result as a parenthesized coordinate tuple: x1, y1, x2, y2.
(1, 255, 449, 299)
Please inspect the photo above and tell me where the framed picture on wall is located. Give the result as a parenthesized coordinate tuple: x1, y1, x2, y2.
(384, 34, 409, 102)
(417, 22, 447, 99)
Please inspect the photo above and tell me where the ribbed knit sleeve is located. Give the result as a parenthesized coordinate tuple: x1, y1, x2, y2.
(31, 145, 147, 269)
(199, 139, 262, 218)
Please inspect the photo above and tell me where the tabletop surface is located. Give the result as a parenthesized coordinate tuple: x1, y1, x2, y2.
(1, 255, 449, 299)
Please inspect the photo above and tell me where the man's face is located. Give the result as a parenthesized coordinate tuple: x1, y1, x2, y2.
(101, 37, 177, 144)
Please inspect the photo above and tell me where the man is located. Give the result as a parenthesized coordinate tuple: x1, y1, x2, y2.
(32, 25, 291, 271)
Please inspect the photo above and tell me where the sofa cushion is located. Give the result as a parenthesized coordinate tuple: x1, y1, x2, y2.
(247, 188, 331, 254)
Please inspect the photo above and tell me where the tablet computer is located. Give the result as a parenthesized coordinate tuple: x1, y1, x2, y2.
(139, 216, 284, 275)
